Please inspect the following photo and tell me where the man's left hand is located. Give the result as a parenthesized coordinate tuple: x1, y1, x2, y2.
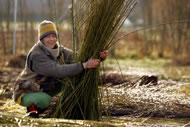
(100, 50, 108, 60)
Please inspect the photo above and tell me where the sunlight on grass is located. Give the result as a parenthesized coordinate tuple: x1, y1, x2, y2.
(0, 99, 25, 115)
(179, 84, 190, 96)
(105, 57, 170, 68)
(0, 89, 4, 95)
(104, 57, 190, 81)
(103, 57, 169, 78)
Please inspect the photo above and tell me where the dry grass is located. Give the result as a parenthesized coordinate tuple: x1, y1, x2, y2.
(102, 80, 190, 118)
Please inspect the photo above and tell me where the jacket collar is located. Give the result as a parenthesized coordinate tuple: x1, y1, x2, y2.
(38, 41, 60, 60)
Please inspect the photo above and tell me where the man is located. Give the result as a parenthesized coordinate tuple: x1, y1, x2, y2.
(13, 20, 108, 118)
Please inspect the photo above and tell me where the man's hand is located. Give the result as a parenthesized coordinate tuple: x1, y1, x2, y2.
(83, 59, 100, 69)
(82, 50, 108, 69)
(100, 50, 108, 60)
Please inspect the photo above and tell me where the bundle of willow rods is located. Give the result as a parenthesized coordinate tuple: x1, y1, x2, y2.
(51, 0, 137, 120)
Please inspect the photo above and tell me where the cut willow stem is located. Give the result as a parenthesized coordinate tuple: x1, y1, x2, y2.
(71, 0, 79, 58)
(51, 0, 138, 120)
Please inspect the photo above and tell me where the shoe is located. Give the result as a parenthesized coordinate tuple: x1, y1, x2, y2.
(27, 104, 39, 118)
(26, 104, 48, 118)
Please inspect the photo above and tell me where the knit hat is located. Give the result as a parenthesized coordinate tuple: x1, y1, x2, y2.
(38, 20, 57, 40)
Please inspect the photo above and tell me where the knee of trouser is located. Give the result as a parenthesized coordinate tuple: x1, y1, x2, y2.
(34, 93, 51, 109)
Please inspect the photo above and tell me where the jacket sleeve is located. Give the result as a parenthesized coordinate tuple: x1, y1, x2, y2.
(29, 51, 84, 78)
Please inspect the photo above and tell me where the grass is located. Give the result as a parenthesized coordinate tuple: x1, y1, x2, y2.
(178, 84, 190, 96)
(104, 57, 190, 82)
(100, 56, 190, 120)
(105, 57, 170, 68)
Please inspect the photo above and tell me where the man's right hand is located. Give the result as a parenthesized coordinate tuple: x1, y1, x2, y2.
(83, 58, 100, 69)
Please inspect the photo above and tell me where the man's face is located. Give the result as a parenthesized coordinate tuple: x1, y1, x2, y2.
(42, 34, 57, 49)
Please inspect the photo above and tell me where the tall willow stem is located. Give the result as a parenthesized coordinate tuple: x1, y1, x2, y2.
(71, 0, 79, 58)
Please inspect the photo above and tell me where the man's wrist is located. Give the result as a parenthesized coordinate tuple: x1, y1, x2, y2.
(82, 62, 87, 69)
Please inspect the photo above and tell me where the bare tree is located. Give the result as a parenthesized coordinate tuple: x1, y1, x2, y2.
(141, 0, 153, 56)
(6, 0, 12, 54)
(153, 0, 190, 58)
(48, 0, 54, 21)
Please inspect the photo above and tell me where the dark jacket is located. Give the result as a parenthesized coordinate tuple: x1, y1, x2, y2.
(13, 41, 84, 102)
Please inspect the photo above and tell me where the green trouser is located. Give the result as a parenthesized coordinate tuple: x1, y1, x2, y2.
(20, 83, 62, 109)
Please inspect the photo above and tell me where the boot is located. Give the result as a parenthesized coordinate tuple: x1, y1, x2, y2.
(27, 104, 39, 118)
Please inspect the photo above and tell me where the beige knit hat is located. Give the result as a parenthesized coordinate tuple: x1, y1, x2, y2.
(38, 20, 57, 40)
